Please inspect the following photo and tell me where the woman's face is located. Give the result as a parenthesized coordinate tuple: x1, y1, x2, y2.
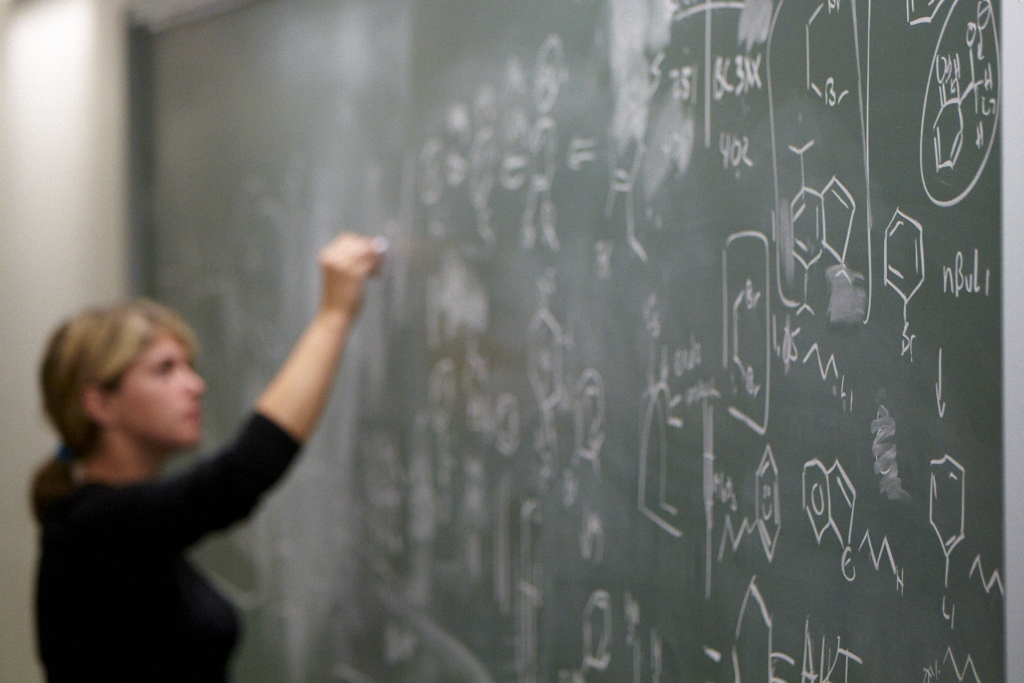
(103, 332, 206, 456)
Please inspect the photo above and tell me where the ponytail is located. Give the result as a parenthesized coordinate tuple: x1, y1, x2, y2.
(31, 457, 75, 524)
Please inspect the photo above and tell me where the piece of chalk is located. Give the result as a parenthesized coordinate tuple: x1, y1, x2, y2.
(371, 236, 389, 254)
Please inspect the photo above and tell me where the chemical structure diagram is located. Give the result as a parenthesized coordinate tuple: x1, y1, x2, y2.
(416, 34, 572, 252)
(730, 577, 795, 682)
(527, 271, 570, 486)
(919, 0, 999, 207)
(716, 444, 781, 569)
(784, 141, 824, 316)
(557, 589, 665, 683)
(930, 454, 965, 590)
(571, 369, 606, 562)
(801, 452, 907, 592)
(883, 209, 926, 360)
(781, 138, 868, 326)
(527, 271, 610, 564)
(522, 34, 567, 252)
(638, 293, 686, 538)
(769, 0, 874, 330)
(723, 231, 771, 436)
(388, 4, 1006, 678)
(803, 457, 856, 554)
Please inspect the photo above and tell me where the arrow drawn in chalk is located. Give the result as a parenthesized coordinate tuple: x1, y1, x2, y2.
(935, 347, 946, 418)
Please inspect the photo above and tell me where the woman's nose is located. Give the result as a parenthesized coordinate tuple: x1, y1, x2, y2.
(186, 367, 207, 395)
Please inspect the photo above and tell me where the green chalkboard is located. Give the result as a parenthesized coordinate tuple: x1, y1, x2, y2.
(138, 0, 1004, 679)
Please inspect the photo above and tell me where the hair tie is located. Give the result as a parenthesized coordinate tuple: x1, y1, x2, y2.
(55, 445, 74, 464)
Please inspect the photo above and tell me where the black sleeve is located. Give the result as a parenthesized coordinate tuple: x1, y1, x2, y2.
(62, 413, 302, 556)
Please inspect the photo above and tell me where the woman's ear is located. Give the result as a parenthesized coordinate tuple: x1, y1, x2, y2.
(81, 384, 117, 429)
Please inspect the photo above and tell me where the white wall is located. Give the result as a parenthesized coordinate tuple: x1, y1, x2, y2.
(1003, 0, 1024, 675)
(0, 1, 127, 680)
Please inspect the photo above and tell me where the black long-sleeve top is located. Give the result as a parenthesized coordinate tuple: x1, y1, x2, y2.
(36, 413, 301, 683)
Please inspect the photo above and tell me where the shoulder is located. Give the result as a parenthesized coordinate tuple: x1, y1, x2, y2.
(41, 483, 125, 546)
(43, 483, 113, 527)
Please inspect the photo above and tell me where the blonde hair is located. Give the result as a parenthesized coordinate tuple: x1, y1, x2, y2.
(31, 299, 198, 521)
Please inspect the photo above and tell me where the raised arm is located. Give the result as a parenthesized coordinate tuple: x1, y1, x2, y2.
(254, 232, 383, 442)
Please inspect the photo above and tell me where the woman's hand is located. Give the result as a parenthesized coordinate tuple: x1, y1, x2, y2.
(317, 233, 385, 321)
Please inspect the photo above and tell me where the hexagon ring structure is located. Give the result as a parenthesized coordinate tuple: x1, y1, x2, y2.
(930, 454, 966, 587)
(820, 176, 857, 268)
(790, 186, 823, 273)
(528, 307, 563, 415)
(756, 445, 781, 561)
(803, 459, 832, 544)
(884, 209, 925, 305)
(826, 459, 856, 547)
(801, 458, 855, 548)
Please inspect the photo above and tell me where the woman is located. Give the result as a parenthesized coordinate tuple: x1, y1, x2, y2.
(30, 232, 383, 682)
